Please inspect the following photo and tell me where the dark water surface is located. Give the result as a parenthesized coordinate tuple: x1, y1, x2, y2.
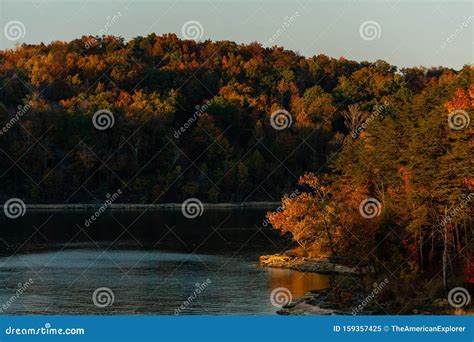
(0, 209, 331, 314)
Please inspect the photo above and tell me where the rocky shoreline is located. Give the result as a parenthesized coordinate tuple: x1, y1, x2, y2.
(275, 288, 461, 316)
(259, 254, 465, 315)
(259, 254, 369, 275)
(277, 288, 383, 315)
(277, 288, 472, 315)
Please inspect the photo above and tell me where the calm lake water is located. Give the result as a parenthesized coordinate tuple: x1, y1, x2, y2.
(0, 209, 331, 315)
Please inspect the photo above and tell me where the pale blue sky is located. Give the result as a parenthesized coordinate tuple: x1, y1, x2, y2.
(0, 0, 472, 69)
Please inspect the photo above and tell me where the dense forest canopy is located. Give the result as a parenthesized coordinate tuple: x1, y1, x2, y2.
(0, 34, 470, 207)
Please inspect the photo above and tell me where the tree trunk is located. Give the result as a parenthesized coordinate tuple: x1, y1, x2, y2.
(442, 207, 448, 291)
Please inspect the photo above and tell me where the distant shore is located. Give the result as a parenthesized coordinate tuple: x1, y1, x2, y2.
(25, 202, 280, 210)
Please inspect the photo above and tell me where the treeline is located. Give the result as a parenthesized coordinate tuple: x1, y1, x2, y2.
(268, 68, 473, 285)
(0, 34, 471, 213)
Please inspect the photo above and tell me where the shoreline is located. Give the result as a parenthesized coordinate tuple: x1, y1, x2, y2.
(259, 254, 465, 315)
(25, 202, 280, 210)
(259, 254, 366, 275)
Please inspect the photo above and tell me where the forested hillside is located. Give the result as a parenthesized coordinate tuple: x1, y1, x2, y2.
(0, 34, 471, 210)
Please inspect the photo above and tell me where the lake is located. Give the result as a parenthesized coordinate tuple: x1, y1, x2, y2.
(0, 208, 332, 315)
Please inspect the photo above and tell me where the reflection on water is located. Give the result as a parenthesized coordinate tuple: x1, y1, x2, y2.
(0, 208, 288, 255)
(0, 209, 333, 315)
(266, 268, 330, 298)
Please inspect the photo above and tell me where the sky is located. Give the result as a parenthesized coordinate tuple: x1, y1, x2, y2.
(0, 0, 473, 69)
